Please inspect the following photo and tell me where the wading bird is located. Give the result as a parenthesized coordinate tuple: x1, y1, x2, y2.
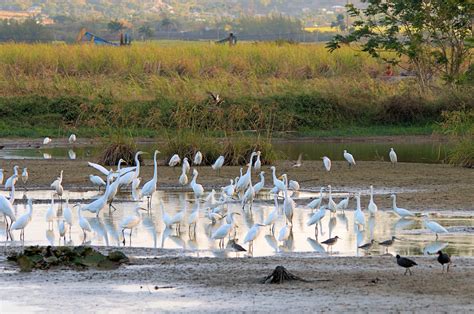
(4, 166, 19, 190)
(390, 194, 415, 218)
(11, 198, 33, 241)
(68, 134, 77, 144)
(244, 223, 264, 254)
(190, 169, 204, 200)
(343, 150, 356, 168)
(308, 187, 324, 211)
(378, 236, 399, 253)
(292, 153, 303, 168)
(437, 250, 451, 273)
(389, 148, 398, 165)
(193, 151, 202, 166)
(322, 156, 331, 172)
(211, 156, 225, 176)
(75, 204, 92, 241)
(21, 168, 28, 188)
(168, 154, 181, 168)
(141, 150, 160, 208)
(120, 206, 147, 245)
(253, 151, 262, 171)
(423, 216, 448, 240)
(253, 171, 265, 194)
(43, 137, 52, 145)
(89, 174, 106, 191)
(368, 185, 378, 216)
(396, 254, 417, 275)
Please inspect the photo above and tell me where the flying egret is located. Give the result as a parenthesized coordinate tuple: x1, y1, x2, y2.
(264, 194, 279, 234)
(354, 193, 365, 227)
(89, 174, 106, 191)
(43, 137, 52, 145)
(253, 171, 265, 194)
(4, 165, 19, 190)
(190, 169, 204, 200)
(193, 151, 203, 166)
(68, 134, 76, 144)
(389, 148, 398, 165)
(141, 150, 160, 209)
(211, 212, 239, 248)
(244, 223, 264, 254)
(423, 216, 448, 240)
(168, 154, 181, 167)
(11, 198, 33, 241)
(182, 157, 190, 174)
(368, 185, 378, 216)
(211, 155, 225, 176)
(253, 151, 262, 171)
(21, 168, 28, 188)
(292, 153, 303, 168)
(390, 194, 415, 218)
(322, 156, 331, 172)
(343, 150, 356, 168)
(120, 206, 147, 245)
(308, 187, 324, 211)
(45, 195, 56, 229)
(75, 205, 92, 241)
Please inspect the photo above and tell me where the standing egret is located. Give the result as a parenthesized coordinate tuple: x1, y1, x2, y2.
(89, 174, 106, 191)
(322, 156, 331, 172)
(343, 150, 356, 168)
(292, 153, 303, 168)
(50, 170, 64, 201)
(368, 185, 378, 216)
(282, 174, 295, 224)
(327, 185, 337, 213)
(75, 205, 92, 241)
(4, 165, 19, 190)
(241, 171, 255, 210)
(168, 154, 181, 167)
(307, 206, 327, 236)
(43, 137, 52, 145)
(120, 206, 146, 245)
(190, 169, 204, 199)
(211, 155, 225, 176)
(188, 202, 200, 235)
(244, 223, 264, 254)
(264, 194, 279, 234)
(354, 193, 365, 227)
(45, 195, 56, 229)
(0, 192, 16, 239)
(236, 152, 257, 193)
(21, 168, 28, 188)
(390, 194, 415, 218)
(222, 179, 235, 197)
(253, 151, 262, 171)
(211, 212, 239, 248)
(182, 157, 190, 174)
(336, 194, 350, 213)
(423, 216, 448, 240)
(118, 151, 145, 188)
(277, 224, 292, 243)
(0, 168, 3, 185)
(58, 220, 66, 242)
(308, 187, 324, 211)
(11, 198, 33, 241)
(389, 148, 398, 165)
(289, 179, 300, 191)
(179, 164, 188, 186)
(63, 199, 73, 233)
(253, 171, 265, 194)
(68, 134, 76, 144)
(193, 151, 203, 166)
(141, 150, 160, 208)
(270, 166, 285, 192)
(396, 255, 417, 276)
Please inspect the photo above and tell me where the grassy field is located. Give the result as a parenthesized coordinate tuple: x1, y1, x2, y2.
(0, 41, 472, 138)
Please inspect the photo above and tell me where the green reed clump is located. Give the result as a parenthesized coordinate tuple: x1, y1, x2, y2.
(98, 131, 139, 166)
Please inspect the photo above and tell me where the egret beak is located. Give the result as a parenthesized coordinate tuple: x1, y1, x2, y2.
(138, 207, 148, 211)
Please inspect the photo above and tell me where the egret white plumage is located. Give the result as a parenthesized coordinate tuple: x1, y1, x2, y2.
(43, 137, 52, 145)
(4, 165, 19, 190)
(190, 169, 204, 199)
(118, 151, 144, 188)
(288, 179, 300, 191)
(0, 168, 4, 185)
(389, 148, 398, 165)
(50, 170, 64, 200)
(89, 174, 106, 191)
(327, 185, 337, 213)
(45, 195, 56, 229)
(211, 212, 239, 248)
(193, 151, 203, 166)
(322, 156, 331, 172)
(390, 194, 415, 218)
(354, 193, 365, 227)
(141, 150, 160, 208)
(282, 174, 295, 224)
(168, 154, 181, 167)
(63, 199, 73, 232)
(277, 224, 292, 242)
(244, 223, 264, 254)
(75, 205, 92, 240)
(270, 166, 285, 192)
(253, 171, 265, 194)
(308, 187, 324, 211)
(211, 155, 225, 176)
(222, 179, 235, 197)
(241, 171, 255, 210)
(343, 150, 356, 168)
(368, 185, 378, 216)
(336, 194, 350, 213)
(11, 198, 33, 241)
(58, 220, 66, 241)
(0, 191, 16, 239)
(182, 157, 190, 174)
(120, 206, 146, 245)
(423, 216, 448, 239)
(179, 165, 188, 186)
(307, 205, 327, 236)
(236, 152, 257, 193)
(21, 168, 28, 186)
(253, 151, 262, 171)
(264, 194, 279, 234)
(68, 134, 76, 144)
(292, 153, 303, 168)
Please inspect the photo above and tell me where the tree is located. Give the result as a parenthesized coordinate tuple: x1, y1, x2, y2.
(107, 19, 124, 33)
(327, 0, 473, 88)
(331, 14, 346, 31)
(138, 24, 153, 40)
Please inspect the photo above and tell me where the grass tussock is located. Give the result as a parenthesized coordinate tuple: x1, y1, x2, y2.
(98, 133, 139, 166)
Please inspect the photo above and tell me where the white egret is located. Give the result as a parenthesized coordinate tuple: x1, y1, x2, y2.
(68, 134, 76, 144)
(193, 151, 203, 166)
(389, 148, 398, 165)
(336, 194, 350, 213)
(50, 170, 63, 198)
(11, 198, 33, 241)
(211, 212, 239, 248)
(253, 151, 262, 171)
(63, 199, 73, 232)
(289, 179, 300, 191)
(423, 216, 448, 239)
(343, 150, 356, 168)
(308, 187, 324, 210)
(264, 194, 279, 234)
(58, 220, 66, 242)
(141, 150, 160, 208)
(21, 168, 28, 186)
(179, 164, 188, 186)
(292, 153, 303, 168)
(43, 137, 52, 145)
(190, 169, 204, 199)
(368, 185, 378, 216)
(188, 203, 200, 234)
(354, 193, 365, 227)
(182, 157, 190, 174)
(120, 206, 147, 245)
(270, 166, 285, 192)
(0, 168, 3, 185)
(327, 185, 337, 213)
(4, 165, 19, 190)
(0, 191, 16, 239)
(75, 205, 92, 240)
(241, 171, 255, 210)
(168, 154, 181, 167)
(236, 152, 257, 192)
(253, 171, 265, 194)
(307, 205, 327, 235)
(244, 223, 264, 254)
(277, 224, 292, 243)
(118, 151, 145, 188)
(222, 179, 235, 197)
(211, 155, 225, 176)
(89, 174, 106, 191)
(45, 195, 56, 229)
(390, 194, 415, 218)
(283, 174, 295, 224)
(322, 156, 331, 172)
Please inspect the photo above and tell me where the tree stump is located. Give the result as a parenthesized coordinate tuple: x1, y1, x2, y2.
(261, 266, 308, 284)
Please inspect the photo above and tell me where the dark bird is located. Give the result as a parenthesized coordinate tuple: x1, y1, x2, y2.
(396, 254, 417, 275)
(437, 250, 451, 273)
(358, 239, 375, 251)
(378, 236, 399, 253)
(322, 235, 340, 246)
(207, 91, 224, 105)
(292, 153, 303, 168)
(226, 239, 247, 252)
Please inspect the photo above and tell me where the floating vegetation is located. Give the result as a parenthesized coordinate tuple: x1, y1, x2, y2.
(7, 246, 129, 272)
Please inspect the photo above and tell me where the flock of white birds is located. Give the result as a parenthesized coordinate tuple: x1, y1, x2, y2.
(0, 135, 451, 254)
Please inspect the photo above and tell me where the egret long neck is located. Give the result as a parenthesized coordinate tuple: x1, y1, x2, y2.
(135, 154, 141, 177)
(356, 197, 361, 211)
(152, 152, 158, 181)
(9, 183, 15, 204)
(370, 187, 374, 201)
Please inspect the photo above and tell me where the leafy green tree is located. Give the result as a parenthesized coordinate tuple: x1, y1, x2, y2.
(327, 0, 473, 88)
(331, 14, 346, 31)
(138, 24, 153, 40)
(107, 19, 124, 33)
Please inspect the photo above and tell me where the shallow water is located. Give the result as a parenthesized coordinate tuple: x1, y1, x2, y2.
(0, 140, 450, 163)
(1, 189, 473, 257)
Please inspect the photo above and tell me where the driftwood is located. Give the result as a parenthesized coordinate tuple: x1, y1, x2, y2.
(261, 266, 309, 284)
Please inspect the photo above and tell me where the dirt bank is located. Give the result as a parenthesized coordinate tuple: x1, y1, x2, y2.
(1, 247, 473, 312)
